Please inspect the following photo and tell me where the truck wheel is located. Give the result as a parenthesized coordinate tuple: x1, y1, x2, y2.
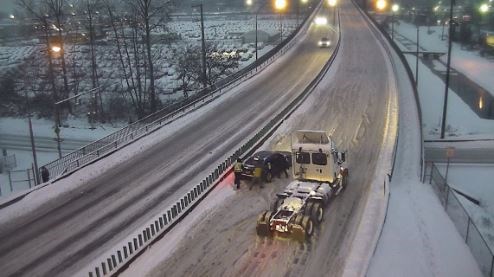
(342, 169, 349, 187)
(305, 202, 314, 217)
(311, 202, 324, 224)
(256, 211, 273, 237)
(301, 215, 314, 238)
(291, 213, 303, 225)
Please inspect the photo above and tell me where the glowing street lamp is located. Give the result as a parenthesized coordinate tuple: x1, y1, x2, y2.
(9, 14, 15, 19)
(479, 3, 489, 13)
(376, 0, 387, 11)
(274, 0, 287, 43)
(274, 0, 287, 10)
(328, 0, 337, 6)
(246, 0, 253, 6)
(391, 4, 399, 40)
(392, 3, 399, 12)
(51, 46, 62, 53)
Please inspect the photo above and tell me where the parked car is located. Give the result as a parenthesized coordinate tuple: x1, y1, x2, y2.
(241, 151, 291, 182)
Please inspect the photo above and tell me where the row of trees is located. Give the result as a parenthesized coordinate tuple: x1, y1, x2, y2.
(3, 0, 241, 123)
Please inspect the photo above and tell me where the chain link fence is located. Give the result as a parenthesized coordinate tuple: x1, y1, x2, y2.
(425, 162, 494, 277)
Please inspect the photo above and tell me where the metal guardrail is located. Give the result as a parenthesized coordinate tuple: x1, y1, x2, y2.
(40, 7, 317, 186)
(425, 162, 494, 277)
(85, 5, 341, 277)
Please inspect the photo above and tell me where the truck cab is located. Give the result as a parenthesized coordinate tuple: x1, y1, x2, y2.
(291, 130, 345, 183)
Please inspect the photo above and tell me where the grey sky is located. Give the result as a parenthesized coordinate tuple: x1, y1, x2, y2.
(0, 0, 17, 14)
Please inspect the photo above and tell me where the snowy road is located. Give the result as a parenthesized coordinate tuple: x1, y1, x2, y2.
(124, 1, 398, 276)
(0, 6, 340, 277)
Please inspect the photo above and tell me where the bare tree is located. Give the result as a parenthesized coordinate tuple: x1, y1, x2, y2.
(17, 0, 62, 124)
(174, 47, 197, 99)
(127, 0, 170, 113)
(44, 0, 71, 104)
(105, 1, 146, 118)
(204, 45, 240, 86)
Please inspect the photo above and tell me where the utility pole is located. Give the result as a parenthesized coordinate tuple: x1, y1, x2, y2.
(415, 26, 420, 88)
(441, 0, 455, 139)
(255, 13, 258, 60)
(25, 92, 40, 184)
(54, 112, 62, 159)
(193, 3, 208, 89)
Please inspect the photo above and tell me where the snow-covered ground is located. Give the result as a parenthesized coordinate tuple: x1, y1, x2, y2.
(393, 21, 494, 94)
(366, 15, 494, 277)
(0, 117, 124, 197)
(389, 23, 494, 139)
(368, 26, 482, 276)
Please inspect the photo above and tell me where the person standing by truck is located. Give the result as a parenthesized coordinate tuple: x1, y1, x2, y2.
(234, 158, 243, 189)
(250, 166, 263, 190)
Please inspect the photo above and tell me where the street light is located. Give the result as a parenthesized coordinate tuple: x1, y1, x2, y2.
(479, 3, 490, 13)
(376, 0, 387, 11)
(51, 46, 62, 53)
(391, 4, 399, 40)
(440, 0, 456, 139)
(275, 0, 287, 43)
(246, 0, 253, 6)
(275, 0, 287, 10)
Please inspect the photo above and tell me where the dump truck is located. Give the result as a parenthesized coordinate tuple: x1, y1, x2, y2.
(256, 130, 348, 241)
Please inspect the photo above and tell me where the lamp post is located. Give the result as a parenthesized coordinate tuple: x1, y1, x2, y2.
(391, 4, 399, 40)
(24, 91, 40, 185)
(47, 45, 64, 158)
(440, 0, 455, 139)
(275, 0, 287, 43)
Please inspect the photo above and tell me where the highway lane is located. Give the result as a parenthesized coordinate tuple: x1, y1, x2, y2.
(130, 0, 399, 276)
(0, 5, 338, 277)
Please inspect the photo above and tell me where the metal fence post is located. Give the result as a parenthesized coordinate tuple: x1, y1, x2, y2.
(8, 171, 13, 192)
(465, 217, 470, 243)
(445, 185, 450, 209)
(490, 255, 493, 277)
(27, 169, 32, 188)
(429, 162, 433, 184)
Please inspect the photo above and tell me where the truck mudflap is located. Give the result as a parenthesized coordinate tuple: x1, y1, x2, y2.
(291, 224, 307, 242)
(256, 211, 273, 237)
